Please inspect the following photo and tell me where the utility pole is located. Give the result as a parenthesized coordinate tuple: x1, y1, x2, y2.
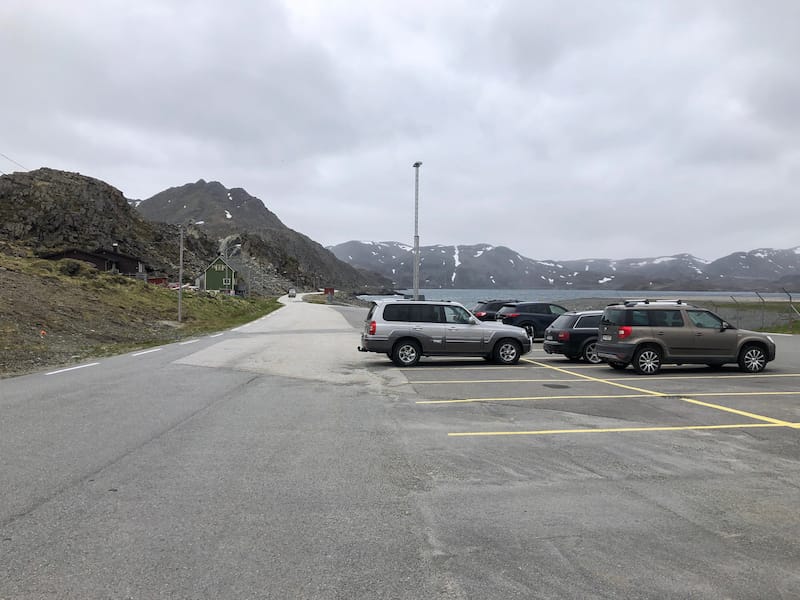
(178, 225, 184, 322)
(412, 161, 422, 300)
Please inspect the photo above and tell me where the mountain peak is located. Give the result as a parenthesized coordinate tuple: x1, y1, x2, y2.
(136, 180, 285, 237)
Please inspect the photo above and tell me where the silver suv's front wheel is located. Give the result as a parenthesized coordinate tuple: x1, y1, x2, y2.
(493, 339, 522, 365)
(738, 345, 767, 373)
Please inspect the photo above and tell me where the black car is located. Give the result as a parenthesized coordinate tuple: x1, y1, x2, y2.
(470, 299, 521, 322)
(495, 302, 568, 339)
(543, 310, 603, 363)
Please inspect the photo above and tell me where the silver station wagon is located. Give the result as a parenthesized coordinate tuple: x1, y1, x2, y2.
(358, 299, 532, 366)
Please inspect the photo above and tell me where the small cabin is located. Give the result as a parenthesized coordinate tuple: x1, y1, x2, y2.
(43, 248, 146, 276)
(202, 256, 244, 295)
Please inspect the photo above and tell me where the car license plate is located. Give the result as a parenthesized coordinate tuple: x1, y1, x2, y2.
(602, 334, 611, 341)
(546, 335, 553, 340)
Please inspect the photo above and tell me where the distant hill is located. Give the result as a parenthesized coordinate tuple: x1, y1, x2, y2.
(329, 241, 800, 291)
(0, 168, 217, 279)
(135, 180, 390, 292)
(0, 169, 389, 295)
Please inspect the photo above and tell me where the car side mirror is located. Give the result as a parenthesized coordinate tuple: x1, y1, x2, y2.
(721, 321, 733, 330)
(469, 317, 478, 325)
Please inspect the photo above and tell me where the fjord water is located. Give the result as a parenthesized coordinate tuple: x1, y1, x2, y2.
(360, 288, 786, 308)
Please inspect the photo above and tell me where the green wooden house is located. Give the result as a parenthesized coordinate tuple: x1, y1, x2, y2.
(202, 256, 239, 294)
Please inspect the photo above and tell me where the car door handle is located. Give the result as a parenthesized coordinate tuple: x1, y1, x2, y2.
(695, 332, 703, 336)
(412, 326, 423, 331)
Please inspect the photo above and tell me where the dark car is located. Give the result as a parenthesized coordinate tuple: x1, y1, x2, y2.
(495, 302, 568, 339)
(470, 299, 521, 322)
(543, 310, 603, 363)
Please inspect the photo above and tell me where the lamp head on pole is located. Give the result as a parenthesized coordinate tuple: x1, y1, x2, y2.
(412, 161, 422, 168)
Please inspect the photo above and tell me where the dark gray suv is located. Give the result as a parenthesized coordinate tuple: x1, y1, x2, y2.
(358, 300, 532, 367)
(596, 299, 776, 375)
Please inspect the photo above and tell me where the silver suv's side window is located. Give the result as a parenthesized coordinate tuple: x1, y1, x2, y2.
(443, 305, 471, 324)
(383, 303, 441, 323)
(687, 310, 723, 329)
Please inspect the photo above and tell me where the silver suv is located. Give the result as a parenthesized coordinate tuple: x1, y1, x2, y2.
(358, 299, 532, 367)
(596, 299, 776, 375)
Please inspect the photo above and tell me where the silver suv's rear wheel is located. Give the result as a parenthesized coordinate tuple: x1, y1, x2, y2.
(738, 345, 767, 373)
(392, 340, 421, 367)
(633, 346, 662, 375)
(493, 339, 522, 365)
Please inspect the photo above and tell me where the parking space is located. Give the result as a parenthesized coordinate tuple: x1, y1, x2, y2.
(355, 334, 800, 595)
(398, 337, 800, 440)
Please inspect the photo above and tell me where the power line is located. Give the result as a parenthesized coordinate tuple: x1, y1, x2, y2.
(0, 152, 26, 170)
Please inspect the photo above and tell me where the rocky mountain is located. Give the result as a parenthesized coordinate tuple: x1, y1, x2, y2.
(135, 180, 390, 291)
(329, 241, 800, 291)
(0, 168, 217, 278)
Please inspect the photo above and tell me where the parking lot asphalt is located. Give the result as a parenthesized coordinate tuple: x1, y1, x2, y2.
(363, 332, 800, 598)
(401, 336, 800, 439)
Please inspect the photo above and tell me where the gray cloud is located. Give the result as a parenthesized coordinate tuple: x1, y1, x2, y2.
(1, 0, 799, 261)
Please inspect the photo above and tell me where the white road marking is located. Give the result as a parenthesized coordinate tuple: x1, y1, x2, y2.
(46, 363, 100, 376)
(132, 348, 162, 356)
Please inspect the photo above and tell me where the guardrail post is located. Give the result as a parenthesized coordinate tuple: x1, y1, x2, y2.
(730, 296, 740, 327)
(783, 288, 798, 333)
(754, 291, 766, 330)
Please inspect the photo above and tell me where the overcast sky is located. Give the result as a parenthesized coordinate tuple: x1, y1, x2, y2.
(2, 1, 799, 261)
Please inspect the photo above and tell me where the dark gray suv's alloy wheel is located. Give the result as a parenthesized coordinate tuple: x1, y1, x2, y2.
(739, 345, 767, 373)
(392, 340, 421, 367)
(633, 346, 662, 375)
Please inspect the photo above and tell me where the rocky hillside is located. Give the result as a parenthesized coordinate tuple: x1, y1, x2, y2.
(135, 180, 390, 291)
(0, 168, 217, 278)
(329, 241, 800, 291)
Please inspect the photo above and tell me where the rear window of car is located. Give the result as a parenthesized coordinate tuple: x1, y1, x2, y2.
(366, 304, 377, 320)
(602, 308, 628, 325)
(574, 314, 601, 328)
(548, 314, 575, 329)
(383, 303, 441, 323)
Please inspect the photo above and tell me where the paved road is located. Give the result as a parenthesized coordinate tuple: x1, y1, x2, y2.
(2, 297, 800, 599)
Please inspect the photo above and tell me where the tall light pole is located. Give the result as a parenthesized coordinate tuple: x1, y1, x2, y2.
(412, 161, 422, 301)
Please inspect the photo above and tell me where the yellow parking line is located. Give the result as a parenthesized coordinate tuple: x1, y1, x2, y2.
(678, 397, 793, 426)
(522, 358, 794, 427)
(418, 390, 800, 405)
(418, 393, 651, 405)
(447, 423, 792, 437)
(411, 377, 595, 384)
(411, 373, 800, 385)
